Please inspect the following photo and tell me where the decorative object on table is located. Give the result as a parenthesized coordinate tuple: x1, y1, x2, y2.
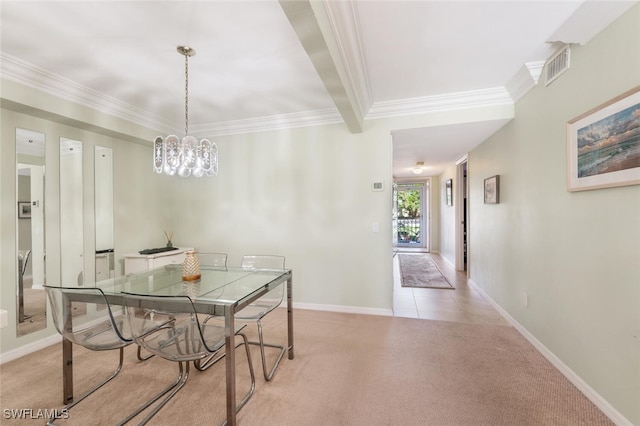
(397, 254, 454, 289)
(484, 175, 500, 204)
(567, 86, 640, 191)
(153, 46, 218, 178)
(164, 230, 174, 248)
(445, 179, 453, 206)
(182, 250, 201, 281)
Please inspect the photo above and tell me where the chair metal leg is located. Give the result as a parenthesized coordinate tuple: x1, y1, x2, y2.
(234, 332, 256, 413)
(120, 361, 190, 426)
(194, 331, 245, 371)
(116, 359, 185, 425)
(220, 332, 255, 426)
(133, 339, 254, 426)
(47, 347, 125, 425)
(136, 345, 154, 361)
(194, 351, 225, 371)
(247, 319, 285, 381)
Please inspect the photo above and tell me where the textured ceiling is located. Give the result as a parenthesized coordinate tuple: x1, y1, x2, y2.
(2, 0, 636, 178)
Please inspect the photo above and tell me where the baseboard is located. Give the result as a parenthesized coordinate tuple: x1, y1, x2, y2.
(292, 302, 393, 317)
(468, 279, 632, 426)
(0, 334, 60, 364)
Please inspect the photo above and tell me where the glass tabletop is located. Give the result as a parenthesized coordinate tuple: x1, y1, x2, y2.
(96, 265, 290, 307)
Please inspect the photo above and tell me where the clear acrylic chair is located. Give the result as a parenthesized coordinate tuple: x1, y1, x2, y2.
(44, 286, 150, 424)
(197, 252, 228, 268)
(235, 255, 286, 381)
(122, 292, 255, 425)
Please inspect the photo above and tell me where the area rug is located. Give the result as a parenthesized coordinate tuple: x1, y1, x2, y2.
(398, 253, 454, 289)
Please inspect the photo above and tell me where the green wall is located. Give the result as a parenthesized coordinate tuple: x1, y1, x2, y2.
(469, 5, 640, 424)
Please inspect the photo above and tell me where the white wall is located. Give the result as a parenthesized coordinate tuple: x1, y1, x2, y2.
(166, 123, 395, 311)
(468, 5, 640, 424)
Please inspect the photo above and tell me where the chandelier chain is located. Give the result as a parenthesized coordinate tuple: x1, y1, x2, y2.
(184, 52, 189, 136)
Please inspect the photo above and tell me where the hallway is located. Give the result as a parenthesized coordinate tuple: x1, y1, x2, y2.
(393, 252, 508, 326)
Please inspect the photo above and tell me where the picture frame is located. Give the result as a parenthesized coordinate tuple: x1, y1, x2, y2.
(18, 201, 31, 219)
(567, 86, 640, 192)
(484, 175, 499, 204)
(445, 179, 453, 206)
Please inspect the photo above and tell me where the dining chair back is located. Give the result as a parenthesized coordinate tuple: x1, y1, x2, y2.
(235, 255, 287, 381)
(197, 252, 228, 268)
(240, 255, 285, 271)
(44, 285, 136, 423)
(122, 292, 255, 425)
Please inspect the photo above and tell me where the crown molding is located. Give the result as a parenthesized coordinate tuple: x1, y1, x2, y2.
(1, 51, 344, 137)
(366, 87, 513, 120)
(0, 52, 175, 135)
(2, 51, 516, 138)
(192, 108, 344, 137)
(506, 61, 545, 103)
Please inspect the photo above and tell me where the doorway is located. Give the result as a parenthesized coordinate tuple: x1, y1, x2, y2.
(454, 157, 468, 272)
(393, 180, 429, 251)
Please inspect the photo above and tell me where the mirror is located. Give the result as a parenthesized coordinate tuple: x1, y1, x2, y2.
(95, 146, 114, 283)
(16, 128, 47, 336)
(60, 138, 84, 287)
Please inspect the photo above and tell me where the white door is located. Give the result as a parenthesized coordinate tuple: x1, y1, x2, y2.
(394, 181, 429, 250)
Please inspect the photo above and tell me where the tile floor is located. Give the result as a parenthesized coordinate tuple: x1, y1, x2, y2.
(393, 251, 509, 326)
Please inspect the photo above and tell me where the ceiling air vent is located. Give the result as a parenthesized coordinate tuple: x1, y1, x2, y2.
(545, 45, 570, 86)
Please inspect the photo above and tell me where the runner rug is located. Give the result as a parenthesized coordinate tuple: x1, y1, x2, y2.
(398, 254, 454, 289)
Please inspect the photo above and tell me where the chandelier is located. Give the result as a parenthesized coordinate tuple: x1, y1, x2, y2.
(153, 46, 218, 177)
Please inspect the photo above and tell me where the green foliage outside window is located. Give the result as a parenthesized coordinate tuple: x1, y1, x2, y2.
(397, 189, 420, 218)
(397, 189, 421, 243)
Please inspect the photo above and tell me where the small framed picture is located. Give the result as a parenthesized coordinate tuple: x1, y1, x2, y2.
(484, 175, 500, 204)
(18, 201, 31, 219)
(445, 179, 453, 206)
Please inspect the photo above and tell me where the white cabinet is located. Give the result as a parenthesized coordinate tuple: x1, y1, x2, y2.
(124, 247, 192, 274)
(95, 252, 113, 281)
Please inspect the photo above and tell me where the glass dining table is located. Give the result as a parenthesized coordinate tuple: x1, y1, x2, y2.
(60, 265, 294, 426)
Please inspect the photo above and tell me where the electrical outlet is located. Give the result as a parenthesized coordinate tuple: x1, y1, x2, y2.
(523, 292, 528, 308)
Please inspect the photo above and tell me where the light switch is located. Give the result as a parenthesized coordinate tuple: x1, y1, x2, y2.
(372, 222, 379, 233)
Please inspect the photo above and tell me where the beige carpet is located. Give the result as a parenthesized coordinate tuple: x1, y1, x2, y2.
(398, 253, 454, 289)
(0, 309, 612, 425)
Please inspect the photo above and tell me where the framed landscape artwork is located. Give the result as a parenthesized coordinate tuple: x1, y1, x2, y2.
(567, 86, 640, 191)
(484, 175, 499, 204)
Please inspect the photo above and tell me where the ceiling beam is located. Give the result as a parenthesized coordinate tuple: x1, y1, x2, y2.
(279, 0, 364, 133)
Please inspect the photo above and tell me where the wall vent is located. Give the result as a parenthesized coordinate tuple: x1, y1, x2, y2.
(545, 45, 570, 86)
